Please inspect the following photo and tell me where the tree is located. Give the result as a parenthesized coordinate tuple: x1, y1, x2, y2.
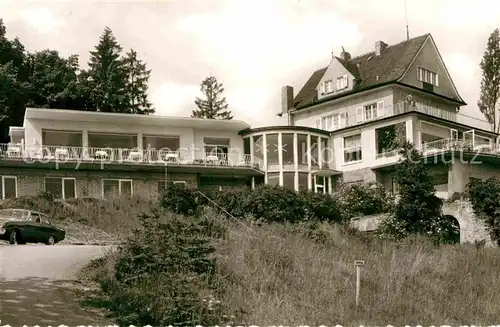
(378, 142, 458, 244)
(87, 26, 127, 112)
(0, 19, 29, 142)
(191, 76, 233, 120)
(478, 28, 500, 133)
(25, 50, 82, 109)
(122, 49, 154, 114)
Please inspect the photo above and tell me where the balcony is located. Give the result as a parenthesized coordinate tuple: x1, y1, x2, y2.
(0, 144, 262, 170)
(321, 101, 491, 132)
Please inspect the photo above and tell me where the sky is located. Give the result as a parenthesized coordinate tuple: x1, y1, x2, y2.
(0, 0, 498, 127)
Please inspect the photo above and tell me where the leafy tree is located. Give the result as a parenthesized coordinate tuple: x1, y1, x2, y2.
(122, 49, 154, 114)
(0, 19, 28, 142)
(378, 142, 458, 244)
(25, 50, 82, 109)
(87, 26, 127, 112)
(478, 28, 500, 133)
(191, 76, 233, 120)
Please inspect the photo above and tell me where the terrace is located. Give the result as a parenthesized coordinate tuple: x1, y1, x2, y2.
(0, 143, 261, 169)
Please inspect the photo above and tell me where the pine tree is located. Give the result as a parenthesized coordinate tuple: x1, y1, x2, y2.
(122, 49, 154, 114)
(87, 26, 127, 113)
(478, 28, 500, 133)
(191, 76, 233, 120)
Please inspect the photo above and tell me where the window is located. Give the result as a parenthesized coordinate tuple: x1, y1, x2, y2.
(417, 67, 439, 86)
(40, 214, 51, 225)
(310, 136, 319, 167)
(204, 137, 230, 157)
(315, 175, 325, 193)
(142, 135, 179, 151)
(45, 177, 76, 199)
(336, 75, 348, 90)
(243, 137, 251, 155)
(30, 212, 41, 223)
(343, 134, 362, 163)
(266, 133, 279, 165)
(282, 172, 295, 190)
(0, 176, 17, 199)
(267, 173, 279, 186)
(324, 80, 334, 93)
(364, 103, 377, 120)
(42, 130, 83, 147)
(282, 133, 294, 165)
(297, 134, 308, 166)
(102, 179, 132, 198)
(88, 133, 137, 149)
(298, 172, 309, 191)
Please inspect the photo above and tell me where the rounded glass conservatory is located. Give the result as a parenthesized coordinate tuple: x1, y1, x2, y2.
(239, 126, 339, 193)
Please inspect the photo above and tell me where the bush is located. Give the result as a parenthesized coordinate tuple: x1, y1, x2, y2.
(95, 211, 228, 326)
(378, 142, 457, 245)
(336, 181, 394, 218)
(300, 190, 343, 223)
(160, 183, 200, 216)
(468, 177, 500, 246)
(209, 186, 251, 218)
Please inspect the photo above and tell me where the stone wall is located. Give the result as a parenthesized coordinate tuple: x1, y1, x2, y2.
(350, 200, 493, 246)
(442, 200, 493, 246)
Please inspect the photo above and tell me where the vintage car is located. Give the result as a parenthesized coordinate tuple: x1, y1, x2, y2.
(0, 209, 66, 245)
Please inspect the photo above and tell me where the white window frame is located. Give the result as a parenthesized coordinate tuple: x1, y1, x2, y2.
(324, 80, 334, 94)
(363, 103, 378, 121)
(44, 177, 76, 200)
(314, 175, 325, 194)
(101, 179, 133, 197)
(417, 66, 439, 86)
(1, 176, 18, 199)
(336, 75, 348, 90)
(173, 181, 187, 185)
(343, 134, 362, 164)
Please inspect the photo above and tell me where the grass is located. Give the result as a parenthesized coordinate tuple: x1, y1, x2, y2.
(0, 194, 154, 244)
(82, 208, 500, 326)
(10, 193, 500, 325)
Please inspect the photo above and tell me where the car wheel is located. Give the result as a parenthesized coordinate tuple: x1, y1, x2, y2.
(9, 230, 18, 245)
(46, 235, 55, 245)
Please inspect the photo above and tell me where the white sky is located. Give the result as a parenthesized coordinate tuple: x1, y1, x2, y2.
(0, 0, 498, 127)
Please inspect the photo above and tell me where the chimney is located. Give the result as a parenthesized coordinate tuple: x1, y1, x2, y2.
(375, 41, 388, 55)
(280, 85, 294, 115)
(340, 49, 351, 60)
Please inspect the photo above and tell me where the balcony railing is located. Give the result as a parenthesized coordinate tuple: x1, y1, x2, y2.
(376, 138, 500, 160)
(0, 144, 262, 169)
(321, 101, 492, 132)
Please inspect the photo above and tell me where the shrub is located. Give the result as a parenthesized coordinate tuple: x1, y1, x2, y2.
(299, 190, 343, 223)
(245, 184, 310, 223)
(336, 181, 394, 218)
(468, 177, 500, 246)
(98, 211, 228, 326)
(378, 142, 456, 245)
(160, 183, 200, 216)
(209, 186, 251, 218)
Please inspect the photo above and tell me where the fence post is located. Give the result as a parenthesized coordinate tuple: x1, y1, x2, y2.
(354, 260, 365, 307)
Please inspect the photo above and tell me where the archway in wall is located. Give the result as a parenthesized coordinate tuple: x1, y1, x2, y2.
(440, 214, 460, 244)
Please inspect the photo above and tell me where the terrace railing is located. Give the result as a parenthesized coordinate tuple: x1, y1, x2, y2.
(0, 144, 263, 170)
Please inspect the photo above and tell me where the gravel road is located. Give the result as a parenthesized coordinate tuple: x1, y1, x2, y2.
(0, 244, 114, 326)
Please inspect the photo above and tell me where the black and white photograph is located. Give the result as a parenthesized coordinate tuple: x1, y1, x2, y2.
(0, 0, 499, 326)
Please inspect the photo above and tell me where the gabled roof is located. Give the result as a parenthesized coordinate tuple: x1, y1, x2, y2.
(293, 33, 462, 110)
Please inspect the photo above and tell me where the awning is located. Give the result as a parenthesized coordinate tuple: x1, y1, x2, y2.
(311, 168, 342, 177)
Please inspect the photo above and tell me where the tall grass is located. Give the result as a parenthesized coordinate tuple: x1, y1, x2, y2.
(216, 221, 500, 325)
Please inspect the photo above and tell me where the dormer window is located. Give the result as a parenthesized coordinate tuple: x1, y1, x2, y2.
(337, 75, 348, 90)
(417, 67, 439, 86)
(324, 80, 334, 94)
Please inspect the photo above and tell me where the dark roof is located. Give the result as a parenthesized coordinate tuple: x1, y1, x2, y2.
(293, 34, 432, 109)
